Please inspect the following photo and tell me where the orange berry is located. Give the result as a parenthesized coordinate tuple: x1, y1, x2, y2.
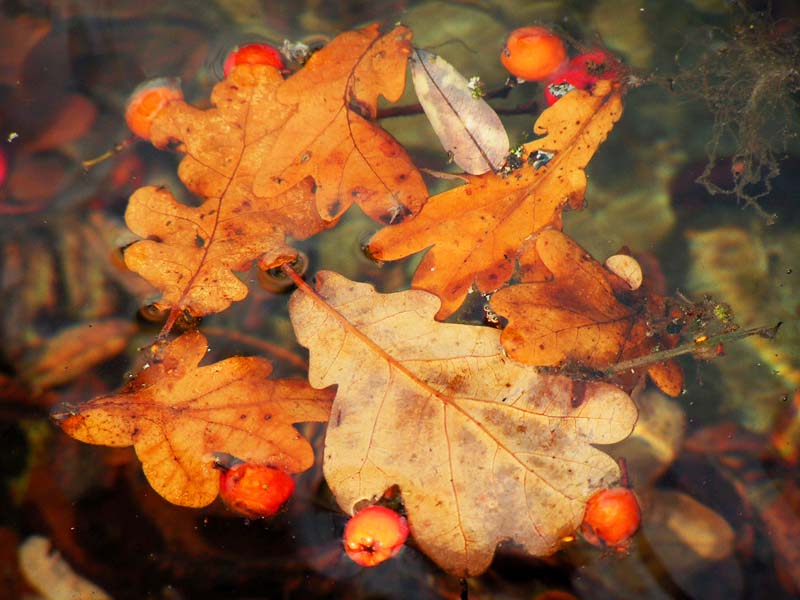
(223, 42, 284, 77)
(343, 505, 409, 567)
(501, 26, 567, 81)
(124, 78, 183, 140)
(581, 487, 641, 548)
(218, 462, 295, 518)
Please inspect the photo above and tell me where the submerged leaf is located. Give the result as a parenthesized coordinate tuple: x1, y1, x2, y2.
(411, 48, 509, 174)
(52, 332, 333, 507)
(289, 271, 637, 576)
(18, 536, 110, 600)
(22, 319, 136, 391)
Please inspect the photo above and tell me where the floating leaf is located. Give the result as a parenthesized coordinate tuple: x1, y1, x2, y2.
(289, 270, 637, 576)
(491, 230, 644, 368)
(491, 231, 683, 395)
(369, 82, 622, 318)
(124, 24, 427, 318)
(52, 332, 333, 507)
(410, 48, 509, 174)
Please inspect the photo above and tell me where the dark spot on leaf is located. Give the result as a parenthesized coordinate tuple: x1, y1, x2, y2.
(571, 380, 588, 409)
(348, 96, 373, 120)
(195, 235, 205, 248)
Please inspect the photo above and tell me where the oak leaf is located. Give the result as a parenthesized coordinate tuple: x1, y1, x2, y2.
(490, 230, 683, 395)
(289, 270, 637, 576)
(368, 81, 623, 319)
(124, 24, 426, 317)
(51, 332, 333, 507)
(491, 230, 643, 367)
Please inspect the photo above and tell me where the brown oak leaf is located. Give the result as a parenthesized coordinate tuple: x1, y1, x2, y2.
(51, 332, 333, 507)
(289, 270, 637, 576)
(368, 81, 623, 319)
(124, 24, 426, 318)
(491, 230, 683, 396)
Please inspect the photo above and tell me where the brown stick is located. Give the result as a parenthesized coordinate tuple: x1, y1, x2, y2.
(605, 322, 782, 375)
(376, 85, 535, 119)
(203, 326, 308, 370)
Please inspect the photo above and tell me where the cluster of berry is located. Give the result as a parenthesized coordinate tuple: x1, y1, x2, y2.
(501, 26, 623, 105)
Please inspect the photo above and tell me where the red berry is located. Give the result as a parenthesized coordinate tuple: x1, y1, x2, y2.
(124, 78, 183, 140)
(543, 67, 594, 105)
(343, 505, 409, 567)
(569, 50, 622, 84)
(580, 487, 641, 548)
(223, 42, 284, 77)
(543, 49, 623, 105)
(501, 26, 567, 81)
(219, 462, 295, 518)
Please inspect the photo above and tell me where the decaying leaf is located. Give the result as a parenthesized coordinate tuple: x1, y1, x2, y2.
(410, 48, 509, 174)
(22, 319, 137, 392)
(369, 81, 622, 318)
(0, 14, 51, 86)
(18, 536, 110, 600)
(491, 231, 683, 395)
(490, 230, 650, 368)
(643, 490, 735, 565)
(610, 389, 686, 487)
(125, 24, 426, 318)
(289, 271, 637, 576)
(52, 332, 333, 507)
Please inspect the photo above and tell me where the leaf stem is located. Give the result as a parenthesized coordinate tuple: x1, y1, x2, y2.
(604, 322, 782, 375)
(280, 262, 314, 295)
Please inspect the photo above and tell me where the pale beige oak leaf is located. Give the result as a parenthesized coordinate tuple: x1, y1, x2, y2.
(289, 270, 637, 575)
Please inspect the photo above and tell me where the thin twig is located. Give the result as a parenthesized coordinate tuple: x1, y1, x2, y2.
(203, 326, 308, 370)
(82, 136, 136, 170)
(376, 84, 534, 119)
(605, 322, 782, 375)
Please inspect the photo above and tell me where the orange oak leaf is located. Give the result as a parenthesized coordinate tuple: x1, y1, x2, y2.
(51, 331, 333, 507)
(124, 24, 426, 318)
(289, 270, 637, 576)
(490, 230, 683, 395)
(491, 230, 639, 367)
(368, 81, 623, 319)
